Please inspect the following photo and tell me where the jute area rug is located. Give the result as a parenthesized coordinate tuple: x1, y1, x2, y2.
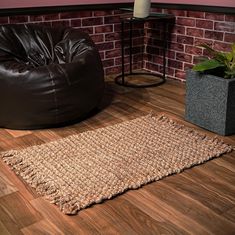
(1, 114, 233, 215)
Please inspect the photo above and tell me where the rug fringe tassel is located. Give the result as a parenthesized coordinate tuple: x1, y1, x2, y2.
(1, 149, 78, 214)
(153, 114, 234, 152)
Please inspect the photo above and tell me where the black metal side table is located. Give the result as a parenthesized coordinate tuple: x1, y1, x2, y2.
(115, 13, 175, 88)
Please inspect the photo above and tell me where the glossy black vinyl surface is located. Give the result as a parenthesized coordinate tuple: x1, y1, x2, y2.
(0, 24, 104, 129)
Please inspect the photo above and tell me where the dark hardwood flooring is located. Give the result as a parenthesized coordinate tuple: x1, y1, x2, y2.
(0, 76, 234, 235)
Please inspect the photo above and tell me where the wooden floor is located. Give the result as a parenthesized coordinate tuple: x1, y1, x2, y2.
(0, 77, 235, 235)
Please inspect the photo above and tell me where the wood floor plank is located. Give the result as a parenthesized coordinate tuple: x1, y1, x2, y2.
(33, 130, 61, 143)
(0, 171, 18, 198)
(183, 166, 235, 204)
(0, 221, 12, 235)
(30, 198, 100, 235)
(146, 181, 235, 235)
(105, 197, 186, 235)
(222, 207, 235, 223)
(84, 110, 123, 129)
(163, 172, 234, 215)
(0, 193, 42, 234)
(195, 162, 235, 189)
(0, 134, 44, 151)
(77, 204, 137, 235)
(213, 157, 235, 173)
(21, 219, 64, 235)
(107, 95, 156, 118)
(52, 122, 92, 138)
(124, 189, 209, 235)
(148, 89, 184, 106)
(5, 130, 32, 138)
(0, 78, 234, 234)
(0, 130, 14, 140)
(0, 161, 39, 201)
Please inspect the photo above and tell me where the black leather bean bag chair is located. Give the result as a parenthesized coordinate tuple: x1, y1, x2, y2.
(0, 24, 104, 129)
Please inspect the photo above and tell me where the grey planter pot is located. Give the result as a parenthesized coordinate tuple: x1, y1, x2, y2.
(185, 70, 235, 136)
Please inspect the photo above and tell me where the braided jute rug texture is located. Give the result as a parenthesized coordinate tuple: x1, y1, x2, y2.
(1, 114, 234, 214)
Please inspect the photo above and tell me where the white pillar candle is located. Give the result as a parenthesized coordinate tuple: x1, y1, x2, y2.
(133, 0, 151, 18)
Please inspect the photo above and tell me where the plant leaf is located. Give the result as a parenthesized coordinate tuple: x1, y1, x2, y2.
(225, 67, 235, 79)
(215, 52, 227, 63)
(231, 43, 235, 63)
(193, 59, 224, 72)
(200, 44, 217, 55)
(232, 43, 235, 55)
(225, 52, 233, 62)
(199, 44, 227, 63)
(196, 56, 209, 62)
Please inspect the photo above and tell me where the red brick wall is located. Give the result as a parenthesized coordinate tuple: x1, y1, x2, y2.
(0, 8, 234, 80)
(145, 8, 235, 80)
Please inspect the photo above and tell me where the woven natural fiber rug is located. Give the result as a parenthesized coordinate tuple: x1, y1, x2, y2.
(1, 114, 233, 214)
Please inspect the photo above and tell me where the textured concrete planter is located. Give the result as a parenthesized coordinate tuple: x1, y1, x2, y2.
(185, 70, 235, 136)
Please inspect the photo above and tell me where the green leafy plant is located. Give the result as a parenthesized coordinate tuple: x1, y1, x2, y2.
(193, 43, 235, 79)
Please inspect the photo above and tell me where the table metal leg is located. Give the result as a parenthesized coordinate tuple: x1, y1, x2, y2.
(163, 22, 167, 80)
(121, 20, 125, 85)
(129, 19, 133, 74)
